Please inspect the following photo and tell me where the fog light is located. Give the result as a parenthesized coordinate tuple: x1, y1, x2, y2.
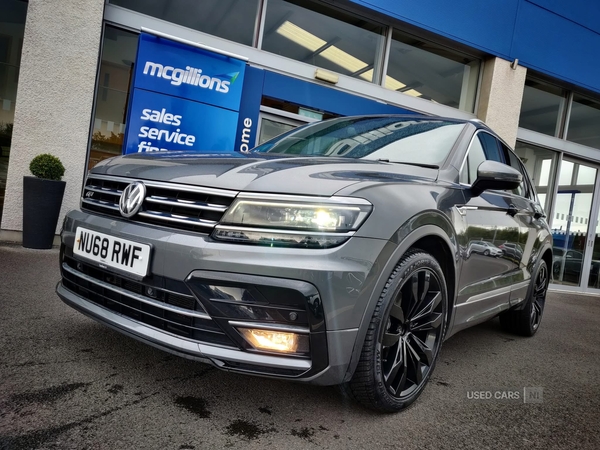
(239, 328, 299, 353)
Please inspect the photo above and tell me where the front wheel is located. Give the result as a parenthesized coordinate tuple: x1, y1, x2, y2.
(500, 260, 548, 336)
(344, 250, 448, 412)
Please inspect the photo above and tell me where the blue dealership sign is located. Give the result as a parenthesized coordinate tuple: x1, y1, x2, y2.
(123, 32, 247, 155)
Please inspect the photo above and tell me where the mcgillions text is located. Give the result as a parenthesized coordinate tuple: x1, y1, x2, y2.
(143, 61, 231, 93)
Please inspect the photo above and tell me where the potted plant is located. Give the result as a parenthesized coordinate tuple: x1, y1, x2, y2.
(22, 154, 66, 249)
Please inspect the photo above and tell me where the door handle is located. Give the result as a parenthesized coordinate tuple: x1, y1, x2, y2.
(456, 205, 478, 216)
(507, 204, 518, 217)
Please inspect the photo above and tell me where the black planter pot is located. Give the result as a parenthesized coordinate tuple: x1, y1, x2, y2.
(22, 176, 66, 249)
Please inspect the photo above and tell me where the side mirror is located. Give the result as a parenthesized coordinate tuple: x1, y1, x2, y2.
(471, 160, 522, 197)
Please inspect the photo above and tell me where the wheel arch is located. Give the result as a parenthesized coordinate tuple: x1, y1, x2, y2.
(343, 221, 458, 382)
(541, 246, 553, 277)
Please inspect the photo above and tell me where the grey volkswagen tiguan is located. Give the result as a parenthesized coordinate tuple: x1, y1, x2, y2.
(57, 115, 552, 412)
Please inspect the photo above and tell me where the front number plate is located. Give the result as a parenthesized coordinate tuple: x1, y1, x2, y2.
(73, 227, 151, 277)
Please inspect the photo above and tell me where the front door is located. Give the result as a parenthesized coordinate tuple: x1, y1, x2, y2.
(457, 190, 525, 325)
(453, 131, 525, 332)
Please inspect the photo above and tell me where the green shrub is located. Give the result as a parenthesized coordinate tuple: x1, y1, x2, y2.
(29, 154, 65, 181)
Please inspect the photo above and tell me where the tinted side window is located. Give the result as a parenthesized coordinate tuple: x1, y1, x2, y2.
(503, 146, 530, 198)
(460, 136, 486, 184)
(522, 166, 537, 201)
(460, 132, 504, 184)
(479, 132, 503, 162)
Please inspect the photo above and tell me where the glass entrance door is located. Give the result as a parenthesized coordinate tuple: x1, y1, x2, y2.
(257, 108, 318, 146)
(258, 114, 302, 145)
(586, 206, 600, 290)
(550, 158, 599, 289)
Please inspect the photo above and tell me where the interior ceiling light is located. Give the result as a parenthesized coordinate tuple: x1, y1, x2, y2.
(320, 45, 369, 74)
(277, 21, 422, 97)
(276, 21, 326, 52)
(402, 89, 422, 97)
(359, 69, 374, 82)
(385, 75, 406, 91)
(277, 21, 368, 74)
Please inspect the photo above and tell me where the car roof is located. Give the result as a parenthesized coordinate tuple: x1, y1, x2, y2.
(338, 114, 499, 134)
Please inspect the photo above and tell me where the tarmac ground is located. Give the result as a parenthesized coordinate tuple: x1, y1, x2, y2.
(1, 244, 599, 449)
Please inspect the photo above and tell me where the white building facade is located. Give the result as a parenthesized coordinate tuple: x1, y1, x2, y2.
(2, 0, 600, 293)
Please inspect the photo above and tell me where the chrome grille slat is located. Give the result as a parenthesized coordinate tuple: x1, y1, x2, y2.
(85, 185, 123, 196)
(82, 198, 120, 210)
(145, 196, 228, 212)
(144, 180, 238, 198)
(61, 259, 235, 346)
(62, 263, 211, 320)
(64, 278, 222, 334)
(86, 174, 237, 197)
(138, 211, 218, 228)
(81, 174, 237, 233)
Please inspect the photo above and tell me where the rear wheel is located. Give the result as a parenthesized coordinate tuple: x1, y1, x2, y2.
(553, 261, 561, 279)
(345, 250, 448, 412)
(500, 260, 548, 336)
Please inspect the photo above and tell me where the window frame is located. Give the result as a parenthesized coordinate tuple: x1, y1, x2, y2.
(502, 144, 536, 201)
(565, 92, 600, 149)
(108, 0, 262, 47)
(386, 27, 482, 112)
(458, 128, 539, 203)
(458, 129, 506, 186)
(261, 0, 387, 84)
(256, 108, 314, 146)
(518, 76, 569, 138)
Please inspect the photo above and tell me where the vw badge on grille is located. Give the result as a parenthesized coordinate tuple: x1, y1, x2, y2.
(119, 181, 146, 218)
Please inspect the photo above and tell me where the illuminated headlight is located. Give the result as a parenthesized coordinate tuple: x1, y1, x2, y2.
(212, 196, 372, 248)
(221, 198, 371, 231)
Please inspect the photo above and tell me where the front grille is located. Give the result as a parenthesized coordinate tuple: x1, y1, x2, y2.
(81, 174, 237, 234)
(61, 256, 235, 347)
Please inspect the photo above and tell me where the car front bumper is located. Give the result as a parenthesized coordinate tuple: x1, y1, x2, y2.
(57, 209, 392, 385)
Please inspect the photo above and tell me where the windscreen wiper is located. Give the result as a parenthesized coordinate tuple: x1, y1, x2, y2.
(376, 159, 439, 169)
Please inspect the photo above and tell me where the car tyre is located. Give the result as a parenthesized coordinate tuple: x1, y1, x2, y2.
(499, 260, 548, 337)
(483, 249, 490, 256)
(344, 249, 448, 412)
(552, 261, 561, 278)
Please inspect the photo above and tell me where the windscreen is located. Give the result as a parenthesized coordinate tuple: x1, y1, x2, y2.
(252, 117, 466, 166)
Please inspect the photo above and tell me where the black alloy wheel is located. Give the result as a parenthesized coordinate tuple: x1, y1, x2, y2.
(530, 260, 548, 331)
(500, 260, 548, 337)
(553, 261, 561, 278)
(346, 250, 448, 412)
